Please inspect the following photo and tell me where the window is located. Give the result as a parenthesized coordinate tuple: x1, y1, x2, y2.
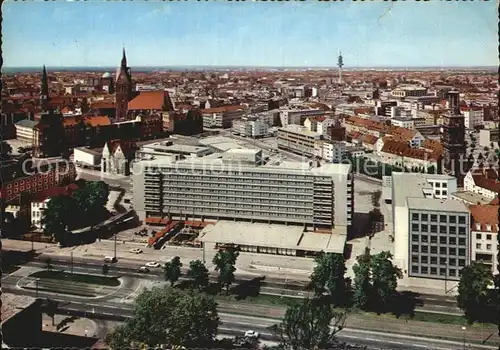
(412, 235, 419, 242)
(421, 246, 429, 253)
(442, 190, 447, 196)
(459, 259, 465, 267)
(431, 214, 438, 222)
(421, 224, 428, 232)
(459, 227, 466, 235)
(459, 216, 466, 224)
(440, 236, 447, 244)
(476, 243, 482, 249)
(487, 244, 492, 250)
(431, 235, 438, 244)
(421, 235, 429, 243)
(449, 237, 456, 245)
(440, 257, 447, 265)
(449, 247, 457, 255)
(440, 247, 447, 254)
(449, 216, 456, 224)
(435, 182, 441, 188)
(412, 213, 419, 221)
(486, 234, 492, 240)
(412, 245, 419, 253)
(449, 269, 456, 277)
(430, 225, 438, 233)
(412, 223, 419, 232)
(442, 182, 447, 188)
(449, 258, 456, 266)
(459, 248, 466, 256)
(430, 267, 437, 275)
(412, 255, 419, 263)
(411, 265, 419, 274)
(421, 256, 428, 264)
(440, 215, 447, 223)
(421, 214, 428, 221)
(439, 268, 447, 276)
(440, 226, 447, 234)
(476, 233, 482, 240)
(421, 266, 428, 274)
(459, 238, 466, 246)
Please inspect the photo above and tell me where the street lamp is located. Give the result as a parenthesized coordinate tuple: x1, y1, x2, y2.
(461, 326, 466, 350)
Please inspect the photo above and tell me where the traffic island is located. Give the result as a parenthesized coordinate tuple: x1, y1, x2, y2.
(21, 270, 121, 298)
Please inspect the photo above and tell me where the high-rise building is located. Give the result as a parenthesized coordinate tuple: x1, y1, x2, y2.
(115, 48, 134, 121)
(441, 90, 466, 185)
(337, 51, 344, 85)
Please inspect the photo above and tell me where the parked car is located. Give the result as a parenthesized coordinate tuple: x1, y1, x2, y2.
(129, 248, 143, 254)
(244, 330, 259, 339)
(104, 256, 117, 263)
(138, 266, 150, 273)
(145, 261, 161, 268)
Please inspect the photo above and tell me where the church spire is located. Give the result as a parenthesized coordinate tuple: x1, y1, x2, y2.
(121, 47, 127, 68)
(41, 65, 50, 110)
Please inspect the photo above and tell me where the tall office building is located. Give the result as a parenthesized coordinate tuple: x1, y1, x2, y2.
(133, 148, 354, 231)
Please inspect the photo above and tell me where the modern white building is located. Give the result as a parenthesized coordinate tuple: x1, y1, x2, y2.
(461, 107, 484, 129)
(278, 124, 323, 157)
(390, 117, 415, 130)
(15, 120, 38, 144)
(232, 118, 269, 138)
(135, 141, 212, 160)
(132, 149, 354, 231)
(321, 141, 346, 163)
(389, 172, 469, 283)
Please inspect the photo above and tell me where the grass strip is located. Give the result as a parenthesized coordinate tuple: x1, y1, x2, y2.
(23, 285, 97, 298)
(31, 270, 120, 287)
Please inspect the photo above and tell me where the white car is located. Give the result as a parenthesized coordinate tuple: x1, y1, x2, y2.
(145, 261, 161, 268)
(244, 330, 259, 339)
(129, 248, 143, 254)
(138, 266, 150, 273)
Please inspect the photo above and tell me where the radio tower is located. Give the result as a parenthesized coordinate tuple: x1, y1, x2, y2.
(337, 51, 344, 85)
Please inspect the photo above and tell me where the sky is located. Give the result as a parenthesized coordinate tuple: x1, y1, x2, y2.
(2, 1, 498, 68)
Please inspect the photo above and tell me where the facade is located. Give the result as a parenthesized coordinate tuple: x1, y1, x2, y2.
(201, 106, 247, 128)
(136, 141, 212, 160)
(304, 116, 337, 136)
(277, 125, 322, 157)
(279, 108, 333, 127)
(322, 141, 346, 163)
(101, 140, 136, 176)
(232, 117, 269, 138)
(391, 86, 428, 98)
(74, 147, 102, 167)
(15, 120, 38, 143)
(0, 161, 77, 202)
(164, 110, 204, 136)
(461, 107, 484, 129)
(390, 117, 415, 129)
(479, 128, 499, 148)
(30, 184, 79, 228)
(132, 150, 354, 231)
(463, 168, 500, 199)
(469, 204, 498, 274)
(441, 91, 467, 185)
(390, 172, 470, 282)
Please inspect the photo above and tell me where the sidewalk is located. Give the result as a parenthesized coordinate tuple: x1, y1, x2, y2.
(42, 314, 97, 338)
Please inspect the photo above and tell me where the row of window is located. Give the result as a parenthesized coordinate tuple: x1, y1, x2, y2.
(146, 168, 316, 180)
(410, 265, 461, 278)
(411, 244, 467, 256)
(411, 235, 466, 246)
(411, 255, 466, 266)
(411, 213, 467, 224)
(411, 223, 467, 235)
(476, 233, 493, 241)
(428, 181, 448, 189)
(160, 185, 320, 196)
(476, 243, 494, 251)
(161, 179, 317, 189)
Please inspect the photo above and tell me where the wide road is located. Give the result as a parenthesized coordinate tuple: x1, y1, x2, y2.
(16, 255, 462, 315)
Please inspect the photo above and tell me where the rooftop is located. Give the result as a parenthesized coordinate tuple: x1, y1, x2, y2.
(199, 220, 345, 254)
(392, 172, 456, 207)
(279, 124, 322, 138)
(15, 119, 38, 128)
(407, 197, 469, 212)
(1, 293, 36, 326)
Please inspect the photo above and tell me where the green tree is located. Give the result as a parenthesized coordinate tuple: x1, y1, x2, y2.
(457, 262, 493, 324)
(42, 298, 59, 326)
(42, 195, 78, 243)
(187, 260, 210, 290)
(1, 141, 12, 160)
(164, 256, 183, 286)
(105, 287, 220, 349)
(269, 298, 347, 350)
(102, 264, 109, 276)
(370, 251, 402, 312)
(352, 250, 371, 310)
(213, 248, 239, 293)
(219, 263, 236, 295)
(73, 181, 110, 227)
(426, 165, 436, 174)
(309, 252, 348, 305)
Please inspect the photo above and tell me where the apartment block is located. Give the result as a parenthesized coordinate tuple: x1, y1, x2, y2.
(132, 149, 354, 231)
(277, 125, 322, 157)
(469, 204, 498, 274)
(390, 172, 469, 281)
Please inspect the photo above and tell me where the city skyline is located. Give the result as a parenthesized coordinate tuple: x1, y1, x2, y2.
(3, 1, 498, 68)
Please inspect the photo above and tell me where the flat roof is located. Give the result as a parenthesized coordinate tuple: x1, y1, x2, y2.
(141, 142, 210, 154)
(392, 172, 455, 207)
(74, 147, 102, 156)
(1, 293, 36, 326)
(278, 124, 321, 138)
(451, 191, 494, 205)
(407, 197, 469, 213)
(199, 221, 345, 253)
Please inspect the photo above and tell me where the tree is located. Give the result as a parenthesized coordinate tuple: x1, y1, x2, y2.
(102, 264, 109, 276)
(105, 287, 220, 349)
(352, 250, 371, 310)
(213, 248, 239, 293)
(164, 256, 183, 286)
(42, 195, 78, 243)
(457, 262, 493, 324)
(426, 165, 436, 174)
(187, 260, 210, 290)
(370, 251, 402, 312)
(0, 141, 12, 160)
(309, 252, 348, 305)
(73, 181, 110, 227)
(269, 298, 347, 350)
(219, 263, 236, 295)
(42, 298, 59, 326)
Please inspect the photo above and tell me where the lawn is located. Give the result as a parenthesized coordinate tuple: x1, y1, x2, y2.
(31, 270, 120, 287)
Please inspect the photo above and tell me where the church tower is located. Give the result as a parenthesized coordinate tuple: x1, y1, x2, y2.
(115, 48, 133, 121)
(40, 65, 50, 111)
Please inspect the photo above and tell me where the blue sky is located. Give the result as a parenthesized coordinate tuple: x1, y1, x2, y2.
(2, 1, 497, 67)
